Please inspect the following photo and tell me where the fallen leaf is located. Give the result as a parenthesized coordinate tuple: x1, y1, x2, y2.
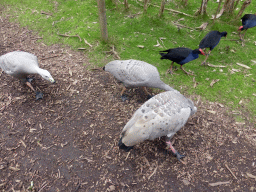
(210, 79, 219, 87)
(207, 110, 216, 114)
(0, 183, 6, 187)
(107, 185, 115, 191)
(236, 63, 251, 69)
(246, 173, 256, 180)
(29, 128, 37, 133)
(209, 181, 230, 186)
(69, 68, 72, 76)
(137, 45, 144, 48)
(182, 179, 190, 185)
(235, 122, 245, 125)
(9, 166, 20, 171)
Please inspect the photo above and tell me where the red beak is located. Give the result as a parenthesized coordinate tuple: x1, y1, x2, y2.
(238, 26, 243, 31)
(199, 49, 205, 56)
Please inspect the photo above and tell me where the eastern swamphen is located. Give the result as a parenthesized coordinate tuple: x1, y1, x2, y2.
(0, 51, 55, 100)
(103, 59, 175, 101)
(159, 47, 205, 75)
(238, 14, 256, 41)
(199, 31, 227, 65)
(118, 90, 197, 163)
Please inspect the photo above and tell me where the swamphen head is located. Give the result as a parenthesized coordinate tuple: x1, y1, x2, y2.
(221, 31, 228, 37)
(194, 48, 206, 56)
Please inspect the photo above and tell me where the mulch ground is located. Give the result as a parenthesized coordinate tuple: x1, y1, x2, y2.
(0, 15, 256, 192)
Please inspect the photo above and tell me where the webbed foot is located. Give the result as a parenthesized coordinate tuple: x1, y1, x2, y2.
(26, 77, 34, 83)
(121, 94, 128, 102)
(146, 94, 153, 100)
(35, 92, 43, 100)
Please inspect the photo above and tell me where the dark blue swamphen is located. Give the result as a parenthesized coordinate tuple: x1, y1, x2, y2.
(238, 14, 256, 41)
(199, 31, 227, 65)
(159, 47, 205, 75)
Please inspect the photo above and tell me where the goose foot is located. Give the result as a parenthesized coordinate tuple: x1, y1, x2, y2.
(26, 77, 34, 83)
(174, 151, 185, 161)
(146, 94, 153, 100)
(121, 94, 128, 102)
(166, 141, 185, 162)
(35, 92, 43, 100)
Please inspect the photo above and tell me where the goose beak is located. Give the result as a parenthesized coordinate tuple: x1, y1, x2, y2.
(50, 78, 56, 83)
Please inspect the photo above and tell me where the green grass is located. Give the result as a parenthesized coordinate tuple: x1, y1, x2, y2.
(1, 0, 256, 122)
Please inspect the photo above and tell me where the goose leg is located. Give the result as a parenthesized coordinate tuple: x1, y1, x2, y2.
(120, 86, 128, 101)
(142, 87, 153, 99)
(25, 81, 43, 100)
(166, 141, 185, 162)
(201, 50, 211, 66)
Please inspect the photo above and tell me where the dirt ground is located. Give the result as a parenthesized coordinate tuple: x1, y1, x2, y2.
(0, 15, 256, 192)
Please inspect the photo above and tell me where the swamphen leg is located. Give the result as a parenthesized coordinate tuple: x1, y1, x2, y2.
(201, 50, 211, 66)
(165, 61, 174, 76)
(180, 65, 194, 76)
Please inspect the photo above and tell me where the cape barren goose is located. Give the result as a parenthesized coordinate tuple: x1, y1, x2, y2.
(199, 31, 227, 65)
(0, 51, 55, 100)
(118, 90, 197, 161)
(159, 47, 205, 75)
(103, 59, 175, 101)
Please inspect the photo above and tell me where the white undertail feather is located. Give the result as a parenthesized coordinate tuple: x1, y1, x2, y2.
(104, 59, 175, 91)
(120, 91, 197, 147)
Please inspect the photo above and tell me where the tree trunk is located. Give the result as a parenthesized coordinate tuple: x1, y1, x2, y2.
(213, 0, 223, 22)
(112, 0, 118, 6)
(124, 0, 129, 10)
(159, 0, 165, 17)
(237, 0, 251, 18)
(97, 0, 108, 42)
(144, 0, 149, 13)
(223, 0, 237, 14)
(182, 0, 188, 6)
(195, 0, 209, 16)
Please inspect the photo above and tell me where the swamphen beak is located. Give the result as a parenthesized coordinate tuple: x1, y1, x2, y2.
(199, 49, 206, 56)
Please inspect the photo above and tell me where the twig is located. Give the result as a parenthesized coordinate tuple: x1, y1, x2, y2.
(225, 164, 238, 180)
(38, 182, 48, 192)
(209, 181, 230, 186)
(74, 182, 81, 192)
(83, 38, 92, 47)
(148, 165, 158, 180)
(103, 45, 120, 59)
(172, 22, 194, 30)
(207, 63, 226, 68)
(148, 3, 194, 17)
(58, 33, 82, 42)
(41, 11, 52, 16)
(90, 68, 103, 71)
(223, 39, 241, 41)
(125, 152, 130, 160)
(40, 54, 62, 60)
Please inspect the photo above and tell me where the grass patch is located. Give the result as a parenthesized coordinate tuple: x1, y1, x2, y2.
(1, 0, 256, 121)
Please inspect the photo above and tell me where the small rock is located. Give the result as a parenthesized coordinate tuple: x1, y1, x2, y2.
(107, 185, 115, 191)
(182, 179, 190, 185)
